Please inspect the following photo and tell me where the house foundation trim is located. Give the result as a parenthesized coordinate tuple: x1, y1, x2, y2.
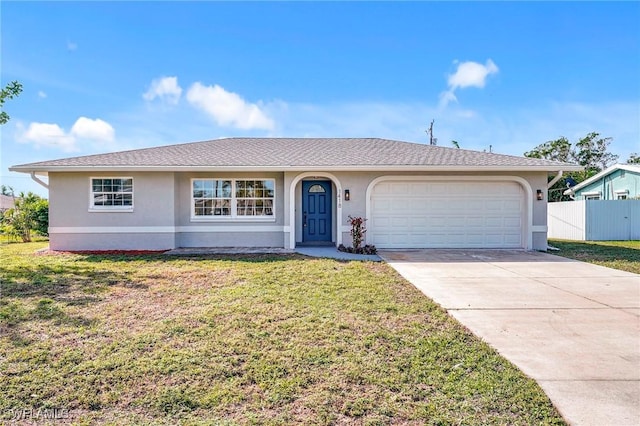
(49, 226, 286, 234)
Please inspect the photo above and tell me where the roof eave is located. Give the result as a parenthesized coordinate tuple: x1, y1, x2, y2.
(564, 163, 638, 193)
(10, 164, 583, 174)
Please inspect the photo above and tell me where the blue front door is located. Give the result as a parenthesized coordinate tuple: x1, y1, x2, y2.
(302, 181, 332, 243)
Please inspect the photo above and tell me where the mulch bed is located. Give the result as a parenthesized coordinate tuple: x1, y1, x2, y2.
(34, 248, 167, 256)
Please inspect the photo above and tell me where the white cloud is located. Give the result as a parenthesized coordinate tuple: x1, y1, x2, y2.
(19, 122, 77, 152)
(67, 41, 77, 51)
(18, 117, 115, 152)
(186, 82, 274, 130)
(448, 59, 499, 90)
(37, 91, 47, 99)
(143, 76, 182, 104)
(440, 59, 499, 108)
(70, 117, 115, 142)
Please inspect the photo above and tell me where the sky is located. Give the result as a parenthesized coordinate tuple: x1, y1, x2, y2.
(1, 1, 639, 197)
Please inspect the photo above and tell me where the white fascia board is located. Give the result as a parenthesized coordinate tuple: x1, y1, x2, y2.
(9, 164, 584, 174)
(565, 164, 625, 193)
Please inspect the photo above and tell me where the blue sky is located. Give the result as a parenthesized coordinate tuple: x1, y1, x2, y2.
(2, 1, 639, 197)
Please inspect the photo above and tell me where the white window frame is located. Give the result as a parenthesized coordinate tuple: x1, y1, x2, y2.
(582, 191, 601, 201)
(190, 178, 276, 222)
(614, 189, 629, 200)
(89, 177, 134, 212)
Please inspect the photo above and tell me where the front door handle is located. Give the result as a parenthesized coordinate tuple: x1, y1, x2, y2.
(303, 212, 307, 227)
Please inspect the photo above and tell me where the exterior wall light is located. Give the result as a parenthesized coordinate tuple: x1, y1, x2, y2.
(344, 189, 350, 201)
(536, 189, 544, 201)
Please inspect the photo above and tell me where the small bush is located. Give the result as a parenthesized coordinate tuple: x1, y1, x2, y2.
(338, 243, 378, 255)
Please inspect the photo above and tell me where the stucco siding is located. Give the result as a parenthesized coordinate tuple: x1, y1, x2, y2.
(49, 233, 175, 251)
(176, 231, 284, 248)
(174, 172, 285, 227)
(173, 172, 286, 247)
(48, 169, 550, 251)
(49, 172, 176, 228)
(287, 170, 549, 251)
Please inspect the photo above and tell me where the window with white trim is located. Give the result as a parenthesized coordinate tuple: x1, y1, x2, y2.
(90, 178, 133, 210)
(614, 189, 629, 200)
(582, 191, 601, 201)
(191, 179, 275, 219)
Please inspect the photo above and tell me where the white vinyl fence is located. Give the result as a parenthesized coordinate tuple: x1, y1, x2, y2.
(548, 200, 640, 241)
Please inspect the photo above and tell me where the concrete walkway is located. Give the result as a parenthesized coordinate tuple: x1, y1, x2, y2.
(379, 249, 640, 426)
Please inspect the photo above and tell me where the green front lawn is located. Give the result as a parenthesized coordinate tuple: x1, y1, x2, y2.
(549, 239, 640, 274)
(1, 242, 564, 425)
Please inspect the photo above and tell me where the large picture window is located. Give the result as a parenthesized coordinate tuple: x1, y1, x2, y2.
(90, 178, 133, 210)
(191, 179, 275, 219)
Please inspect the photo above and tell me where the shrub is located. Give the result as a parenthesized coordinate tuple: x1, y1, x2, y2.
(1, 192, 49, 242)
(348, 215, 367, 249)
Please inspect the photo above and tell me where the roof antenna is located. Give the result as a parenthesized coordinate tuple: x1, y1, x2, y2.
(426, 119, 437, 145)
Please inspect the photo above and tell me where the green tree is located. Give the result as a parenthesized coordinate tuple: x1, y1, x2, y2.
(524, 132, 618, 202)
(524, 137, 572, 163)
(572, 132, 618, 174)
(0, 81, 23, 125)
(627, 153, 640, 164)
(1, 185, 15, 196)
(1, 192, 49, 242)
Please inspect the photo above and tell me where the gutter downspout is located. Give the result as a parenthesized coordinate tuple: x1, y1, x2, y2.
(547, 170, 563, 189)
(30, 172, 49, 189)
(546, 170, 565, 252)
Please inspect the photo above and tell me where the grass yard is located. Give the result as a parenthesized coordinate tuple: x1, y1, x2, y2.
(1, 242, 564, 425)
(549, 239, 640, 274)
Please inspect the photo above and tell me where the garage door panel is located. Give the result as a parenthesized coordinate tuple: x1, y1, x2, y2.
(484, 217, 502, 227)
(392, 217, 409, 227)
(371, 181, 524, 249)
(466, 217, 484, 227)
(504, 217, 522, 227)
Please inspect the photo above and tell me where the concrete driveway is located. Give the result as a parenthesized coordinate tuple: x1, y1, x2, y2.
(379, 249, 640, 426)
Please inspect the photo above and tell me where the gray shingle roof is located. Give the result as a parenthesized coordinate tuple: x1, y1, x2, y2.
(10, 137, 580, 171)
(0, 194, 17, 211)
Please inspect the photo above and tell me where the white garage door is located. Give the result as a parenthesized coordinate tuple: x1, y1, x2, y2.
(371, 180, 525, 248)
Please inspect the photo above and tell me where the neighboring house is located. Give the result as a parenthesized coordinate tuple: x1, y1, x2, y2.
(9, 137, 581, 251)
(0, 194, 17, 213)
(563, 164, 640, 200)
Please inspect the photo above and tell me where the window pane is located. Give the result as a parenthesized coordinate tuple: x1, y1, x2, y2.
(213, 199, 230, 216)
(94, 194, 106, 205)
(222, 181, 232, 197)
(247, 181, 255, 197)
(264, 199, 273, 215)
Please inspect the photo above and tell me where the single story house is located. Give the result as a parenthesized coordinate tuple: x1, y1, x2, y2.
(0, 194, 17, 213)
(10, 137, 581, 251)
(563, 164, 640, 200)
